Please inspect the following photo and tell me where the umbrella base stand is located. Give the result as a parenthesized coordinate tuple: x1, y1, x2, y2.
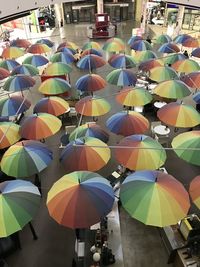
(29, 222, 38, 240)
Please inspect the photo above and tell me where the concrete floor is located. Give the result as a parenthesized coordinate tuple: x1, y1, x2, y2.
(3, 21, 200, 267)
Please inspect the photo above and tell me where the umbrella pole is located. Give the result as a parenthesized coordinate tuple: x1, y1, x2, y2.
(29, 222, 38, 240)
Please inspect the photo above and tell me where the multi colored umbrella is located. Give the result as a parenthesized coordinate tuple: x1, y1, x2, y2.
(3, 75, 35, 92)
(102, 38, 125, 52)
(172, 131, 200, 166)
(128, 35, 143, 46)
(11, 64, 39, 76)
(10, 39, 31, 49)
(50, 52, 75, 64)
(161, 53, 186, 65)
(157, 102, 200, 128)
(173, 34, 191, 44)
(47, 171, 115, 229)
(138, 59, 163, 72)
(158, 43, 180, 53)
(81, 49, 103, 57)
(108, 54, 136, 69)
(60, 137, 110, 172)
(43, 62, 72, 75)
(69, 122, 109, 143)
(1, 47, 25, 59)
(23, 55, 49, 67)
(0, 67, 10, 80)
(1, 140, 53, 177)
(38, 78, 71, 95)
(0, 122, 20, 149)
(182, 37, 199, 48)
(154, 80, 191, 99)
(116, 87, 153, 106)
(77, 54, 106, 70)
(106, 69, 137, 87)
(155, 34, 172, 44)
(0, 94, 31, 116)
(106, 111, 149, 136)
(20, 113, 62, 140)
(181, 72, 200, 89)
(36, 38, 54, 48)
(75, 96, 111, 117)
(191, 47, 200, 58)
(75, 73, 106, 92)
(120, 170, 190, 227)
(57, 47, 76, 55)
(130, 40, 152, 51)
(57, 41, 78, 50)
(33, 96, 69, 116)
(172, 59, 200, 74)
(0, 180, 41, 237)
(82, 41, 101, 50)
(149, 66, 178, 82)
(114, 134, 166, 170)
(0, 59, 20, 71)
(189, 176, 200, 209)
(27, 43, 51, 54)
(193, 92, 200, 104)
(133, 50, 157, 63)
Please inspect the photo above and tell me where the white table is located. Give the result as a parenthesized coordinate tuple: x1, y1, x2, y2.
(134, 106, 144, 113)
(154, 101, 167, 109)
(148, 84, 157, 93)
(154, 125, 170, 136)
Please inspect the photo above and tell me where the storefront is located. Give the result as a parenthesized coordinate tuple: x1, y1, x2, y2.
(104, 2, 132, 22)
(182, 8, 200, 31)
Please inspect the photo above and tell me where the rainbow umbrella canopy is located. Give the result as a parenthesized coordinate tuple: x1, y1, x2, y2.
(77, 54, 106, 70)
(158, 43, 180, 53)
(172, 59, 200, 74)
(20, 113, 62, 140)
(33, 97, 69, 116)
(108, 54, 136, 69)
(47, 171, 115, 229)
(75, 96, 111, 117)
(193, 92, 200, 104)
(120, 170, 190, 227)
(0, 68, 10, 80)
(171, 131, 200, 166)
(189, 176, 200, 209)
(75, 73, 106, 92)
(38, 78, 71, 95)
(50, 52, 75, 64)
(81, 49, 103, 57)
(10, 39, 31, 49)
(0, 59, 20, 71)
(23, 55, 49, 67)
(182, 37, 199, 48)
(0, 122, 21, 149)
(173, 34, 191, 44)
(133, 50, 157, 63)
(0, 180, 41, 237)
(191, 48, 200, 58)
(36, 38, 54, 48)
(57, 46, 76, 55)
(154, 80, 191, 99)
(155, 34, 172, 44)
(138, 59, 163, 72)
(116, 87, 153, 106)
(82, 41, 101, 50)
(43, 62, 72, 76)
(11, 64, 39, 76)
(106, 69, 137, 87)
(106, 111, 149, 136)
(27, 43, 51, 54)
(157, 102, 200, 128)
(1, 47, 25, 59)
(149, 66, 179, 82)
(130, 40, 152, 51)
(161, 53, 186, 65)
(69, 122, 109, 143)
(0, 95, 31, 116)
(181, 72, 200, 90)
(114, 135, 166, 170)
(127, 35, 143, 46)
(60, 137, 110, 172)
(102, 38, 125, 52)
(57, 41, 78, 50)
(3, 75, 36, 93)
(1, 140, 53, 177)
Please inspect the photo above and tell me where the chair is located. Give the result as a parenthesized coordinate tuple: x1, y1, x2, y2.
(151, 121, 161, 137)
(155, 134, 169, 147)
(65, 125, 76, 135)
(68, 107, 78, 123)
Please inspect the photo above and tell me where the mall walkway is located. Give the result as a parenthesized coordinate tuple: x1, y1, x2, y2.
(4, 20, 199, 267)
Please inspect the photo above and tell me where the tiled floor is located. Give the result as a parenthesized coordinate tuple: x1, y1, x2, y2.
(2, 21, 200, 267)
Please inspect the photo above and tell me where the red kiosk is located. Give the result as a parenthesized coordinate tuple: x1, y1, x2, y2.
(87, 13, 116, 39)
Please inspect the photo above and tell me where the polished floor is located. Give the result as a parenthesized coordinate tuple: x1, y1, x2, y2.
(3, 21, 200, 267)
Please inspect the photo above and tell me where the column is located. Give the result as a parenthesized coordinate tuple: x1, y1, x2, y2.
(134, 0, 143, 23)
(54, 3, 65, 28)
(177, 5, 185, 32)
(97, 0, 104, 14)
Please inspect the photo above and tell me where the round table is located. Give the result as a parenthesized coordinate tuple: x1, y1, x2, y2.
(154, 101, 167, 109)
(153, 125, 170, 136)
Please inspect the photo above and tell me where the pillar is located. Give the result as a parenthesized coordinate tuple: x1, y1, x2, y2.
(54, 3, 65, 28)
(134, 0, 143, 23)
(177, 5, 185, 31)
(97, 0, 104, 14)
